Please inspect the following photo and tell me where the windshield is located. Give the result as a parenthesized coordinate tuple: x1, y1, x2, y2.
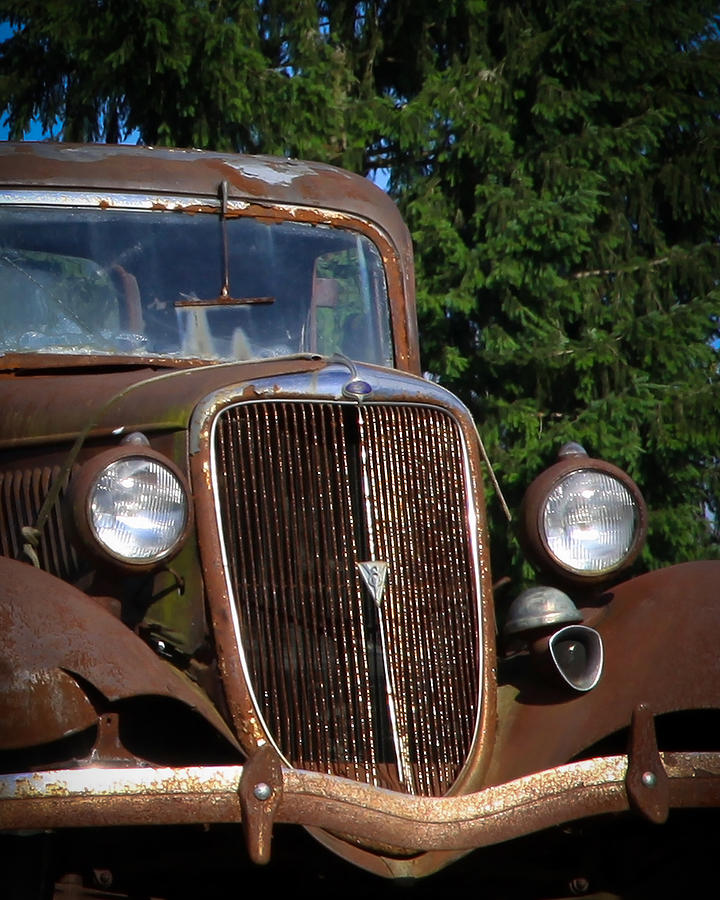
(0, 205, 393, 366)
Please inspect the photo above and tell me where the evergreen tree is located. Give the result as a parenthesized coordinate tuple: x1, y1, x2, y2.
(387, 1, 720, 579)
(2, 1, 719, 584)
(0, 0, 389, 171)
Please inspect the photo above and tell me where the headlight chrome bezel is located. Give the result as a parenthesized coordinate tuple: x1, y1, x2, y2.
(70, 446, 191, 571)
(520, 449, 648, 585)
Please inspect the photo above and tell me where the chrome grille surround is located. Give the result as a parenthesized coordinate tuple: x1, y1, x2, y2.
(203, 366, 484, 798)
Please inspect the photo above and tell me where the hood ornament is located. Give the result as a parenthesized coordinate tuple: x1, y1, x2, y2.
(343, 378, 373, 400)
(357, 561, 389, 607)
(328, 353, 374, 400)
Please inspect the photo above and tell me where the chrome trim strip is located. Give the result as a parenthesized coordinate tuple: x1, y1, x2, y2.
(0, 189, 236, 211)
(0, 191, 388, 235)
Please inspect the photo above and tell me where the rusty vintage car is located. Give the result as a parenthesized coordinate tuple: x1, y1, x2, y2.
(1, 142, 720, 899)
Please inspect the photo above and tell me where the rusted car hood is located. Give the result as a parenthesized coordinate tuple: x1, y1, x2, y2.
(0, 356, 327, 448)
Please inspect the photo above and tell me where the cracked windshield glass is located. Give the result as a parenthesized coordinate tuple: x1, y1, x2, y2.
(0, 206, 393, 366)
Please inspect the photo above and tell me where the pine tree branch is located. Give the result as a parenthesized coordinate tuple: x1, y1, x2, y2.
(571, 256, 670, 280)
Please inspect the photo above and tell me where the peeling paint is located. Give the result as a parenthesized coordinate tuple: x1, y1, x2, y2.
(224, 158, 321, 186)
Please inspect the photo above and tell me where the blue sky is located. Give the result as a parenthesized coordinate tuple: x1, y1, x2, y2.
(0, 21, 48, 139)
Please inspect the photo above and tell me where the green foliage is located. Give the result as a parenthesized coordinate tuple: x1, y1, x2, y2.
(2, 0, 720, 586)
(388, 1, 720, 581)
(0, 0, 390, 168)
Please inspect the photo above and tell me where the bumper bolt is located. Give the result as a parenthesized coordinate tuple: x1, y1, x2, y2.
(641, 771, 657, 788)
(253, 782, 273, 801)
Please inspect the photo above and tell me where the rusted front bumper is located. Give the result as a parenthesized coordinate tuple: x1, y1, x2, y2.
(3, 748, 720, 871)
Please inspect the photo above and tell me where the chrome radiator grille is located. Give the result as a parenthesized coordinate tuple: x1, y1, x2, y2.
(213, 400, 481, 797)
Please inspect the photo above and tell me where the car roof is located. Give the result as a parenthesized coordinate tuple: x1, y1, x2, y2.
(0, 142, 408, 244)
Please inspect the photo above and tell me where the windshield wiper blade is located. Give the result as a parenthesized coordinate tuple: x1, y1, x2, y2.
(174, 294, 274, 308)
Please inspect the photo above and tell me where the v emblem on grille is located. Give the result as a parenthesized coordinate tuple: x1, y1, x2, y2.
(357, 560, 389, 608)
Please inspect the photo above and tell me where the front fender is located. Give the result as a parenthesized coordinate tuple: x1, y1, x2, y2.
(488, 560, 720, 785)
(0, 556, 240, 753)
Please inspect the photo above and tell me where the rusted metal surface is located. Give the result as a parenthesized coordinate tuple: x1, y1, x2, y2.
(0, 355, 327, 449)
(488, 560, 720, 787)
(0, 555, 241, 752)
(3, 752, 720, 857)
(0, 664, 97, 750)
(626, 704, 669, 823)
(0, 144, 406, 236)
(238, 744, 284, 864)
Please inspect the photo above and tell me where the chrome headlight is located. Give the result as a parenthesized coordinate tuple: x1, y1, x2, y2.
(71, 448, 190, 568)
(543, 469, 638, 573)
(521, 444, 647, 584)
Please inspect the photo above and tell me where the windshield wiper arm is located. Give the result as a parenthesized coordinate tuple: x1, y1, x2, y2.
(181, 180, 275, 309)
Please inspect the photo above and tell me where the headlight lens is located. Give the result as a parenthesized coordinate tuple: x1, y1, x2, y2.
(542, 469, 639, 574)
(89, 457, 188, 563)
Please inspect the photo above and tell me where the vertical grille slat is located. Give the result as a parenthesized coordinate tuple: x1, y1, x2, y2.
(0, 465, 79, 580)
(214, 400, 481, 797)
